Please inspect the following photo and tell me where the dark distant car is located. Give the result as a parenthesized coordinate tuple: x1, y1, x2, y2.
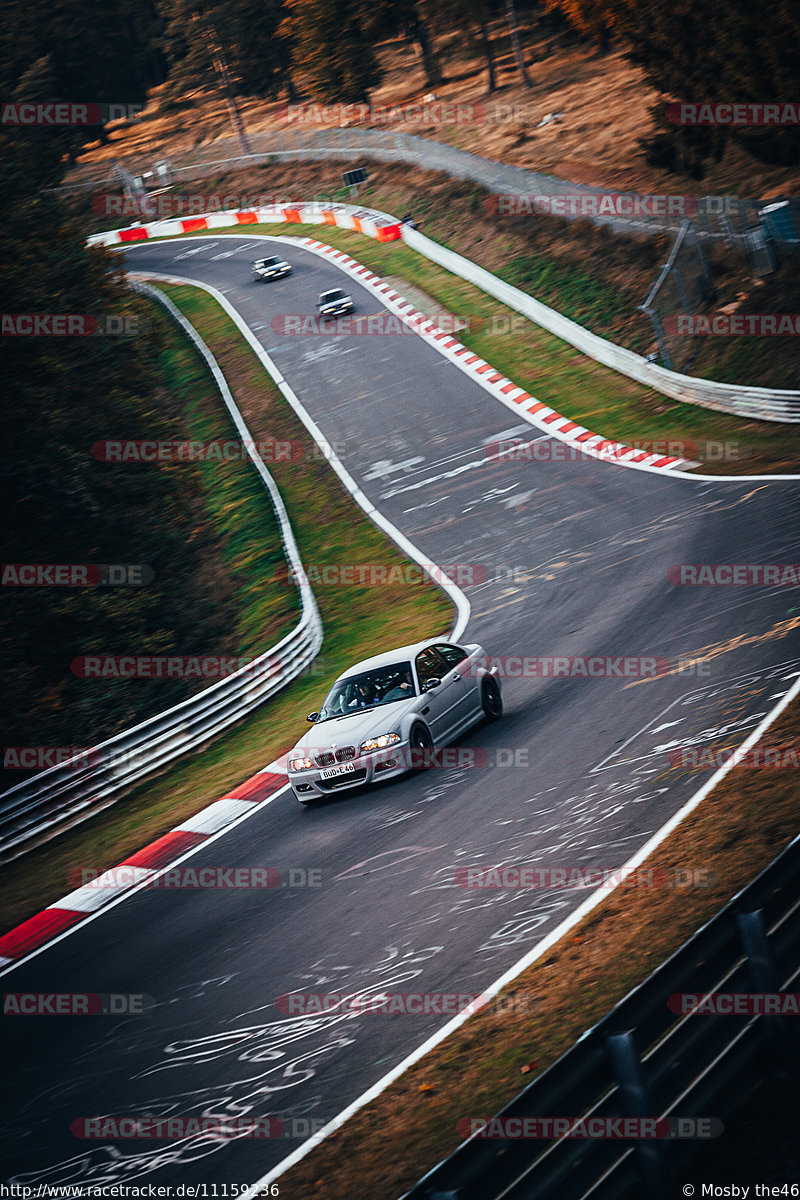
(317, 287, 354, 317)
(252, 255, 292, 281)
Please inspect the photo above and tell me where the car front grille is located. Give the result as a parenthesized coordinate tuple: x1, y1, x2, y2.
(314, 746, 357, 767)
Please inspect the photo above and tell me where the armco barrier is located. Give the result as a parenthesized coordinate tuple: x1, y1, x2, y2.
(0, 284, 323, 864)
(401, 225, 800, 424)
(88, 201, 800, 423)
(400, 834, 800, 1200)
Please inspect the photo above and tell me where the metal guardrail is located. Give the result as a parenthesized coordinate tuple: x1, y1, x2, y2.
(402, 224, 800, 423)
(59, 129, 800, 247)
(0, 284, 323, 863)
(85, 197, 800, 423)
(400, 834, 800, 1200)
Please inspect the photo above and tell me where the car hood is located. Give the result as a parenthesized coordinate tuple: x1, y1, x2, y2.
(292, 697, 417, 752)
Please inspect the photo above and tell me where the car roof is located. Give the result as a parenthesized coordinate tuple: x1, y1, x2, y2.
(336, 637, 456, 680)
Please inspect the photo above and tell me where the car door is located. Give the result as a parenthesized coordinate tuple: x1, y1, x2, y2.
(434, 642, 481, 729)
(414, 646, 467, 743)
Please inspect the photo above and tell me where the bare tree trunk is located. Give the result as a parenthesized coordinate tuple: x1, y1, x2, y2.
(475, 10, 497, 92)
(505, 0, 532, 89)
(192, 13, 252, 156)
(407, 12, 443, 87)
(283, 66, 299, 102)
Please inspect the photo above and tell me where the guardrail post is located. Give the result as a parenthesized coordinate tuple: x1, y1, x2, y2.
(637, 304, 674, 371)
(736, 910, 796, 1075)
(606, 1030, 671, 1200)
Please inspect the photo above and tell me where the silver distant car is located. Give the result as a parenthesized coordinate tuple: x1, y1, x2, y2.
(287, 638, 502, 805)
(317, 287, 354, 317)
(252, 254, 292, 280)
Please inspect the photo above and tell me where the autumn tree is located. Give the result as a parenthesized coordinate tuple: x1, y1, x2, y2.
(542, 0, 800, 173)
(282, 0, 383, 102)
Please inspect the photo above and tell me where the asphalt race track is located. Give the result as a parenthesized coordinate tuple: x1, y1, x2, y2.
(3, 234, 799, 1191)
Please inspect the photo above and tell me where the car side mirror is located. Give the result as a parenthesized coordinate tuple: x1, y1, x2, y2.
(422, 677, 441, 692)
(307, 711, 320, 723)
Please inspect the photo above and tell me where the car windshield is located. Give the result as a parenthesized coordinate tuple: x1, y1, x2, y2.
(260, 256, 281, 266)
(316, 662, 416, 721)
(320, 289, 346, 303)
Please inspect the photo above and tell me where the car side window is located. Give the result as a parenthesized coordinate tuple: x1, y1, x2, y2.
(435, 643, 468, 670)
(415, 647, 446, 686)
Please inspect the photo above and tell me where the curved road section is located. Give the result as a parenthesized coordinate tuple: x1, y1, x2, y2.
(2, 235, 799, 1190)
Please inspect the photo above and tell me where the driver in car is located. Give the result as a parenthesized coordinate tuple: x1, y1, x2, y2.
(347, 680, 374, 709)
(382, 669, 414, 703)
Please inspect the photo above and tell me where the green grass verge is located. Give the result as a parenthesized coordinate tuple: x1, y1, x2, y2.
(154, 301, 300, 657)
(0, 283, 453, 934)
(147, 221, 800, 475)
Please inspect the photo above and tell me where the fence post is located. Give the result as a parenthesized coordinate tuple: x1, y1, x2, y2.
(637, 305, 674, 371)
(736, 910, 796, 1075)
(607, 1030, 671, 1200)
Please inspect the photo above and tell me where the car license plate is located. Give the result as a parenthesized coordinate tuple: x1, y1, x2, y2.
(320, 763, 356, 780)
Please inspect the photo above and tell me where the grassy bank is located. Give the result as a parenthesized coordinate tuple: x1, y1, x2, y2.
(0, 283, 453, 934)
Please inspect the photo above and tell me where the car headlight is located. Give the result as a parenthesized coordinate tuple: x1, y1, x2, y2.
(289, 757, 314, 772)
(360, 733, 401, 753)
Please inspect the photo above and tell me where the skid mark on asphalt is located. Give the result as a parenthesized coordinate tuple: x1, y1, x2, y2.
(625, 623, 800, 687)
(598, 658, 800, 768)
(6, 940, 452, 1186)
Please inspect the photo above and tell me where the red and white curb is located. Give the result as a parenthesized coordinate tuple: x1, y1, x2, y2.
(0, 762, 289, 971)
(293, 236, 699, 473)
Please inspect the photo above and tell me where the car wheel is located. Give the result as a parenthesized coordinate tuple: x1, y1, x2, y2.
(409, 723, 434, 770)
(481, 677, 503, 721)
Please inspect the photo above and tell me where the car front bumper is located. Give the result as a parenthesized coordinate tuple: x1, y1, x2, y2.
(318, 303, 353, 316)
(289, 743, 411, 801)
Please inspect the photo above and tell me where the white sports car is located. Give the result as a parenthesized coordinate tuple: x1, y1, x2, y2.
(252, 255, 292, 280)
(288, 637, 502, 805)
(317, 287, 354, 317)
